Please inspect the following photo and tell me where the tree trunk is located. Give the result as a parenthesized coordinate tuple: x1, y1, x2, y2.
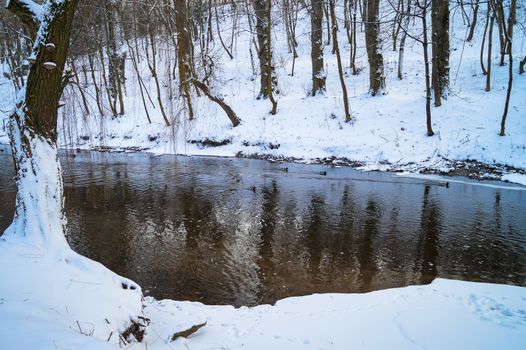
(192, 80, 241, 127)
(329, 0, 351, 122)
(520, 57, 526, 75)
(486, 7, 494, 92)
(397, 0, 411, 80)
(175, 0, 195, 119)
(466, 0, 479, 42)
(431, 0, 449, 107)
(497, 0, 513, 136)
(265, 0, 278, 114)
(364, 0, 385, 95)
(254, 0, 270, 98)
(418, 0, 434, 136)
(4, 0, 78, 247)
(350, 0, 358, 75)
(479, 3, 489, 76)
(311, 0, 326, 95)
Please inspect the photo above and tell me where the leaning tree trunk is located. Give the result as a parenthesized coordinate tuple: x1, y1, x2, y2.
(4, 0, 78, 248)
(329, 0, 351, 122)
(364, 0, 385, 95)
(431, 0, 449, 107)
(310, 0, 326, 95)
(466, 0, 479, 42)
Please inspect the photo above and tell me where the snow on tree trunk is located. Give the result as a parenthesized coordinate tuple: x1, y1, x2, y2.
(3, 0, 78, 249)
(4, 129, 67, 248)
(3, 2, 146, 344)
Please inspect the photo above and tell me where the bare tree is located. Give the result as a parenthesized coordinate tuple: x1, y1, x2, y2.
(431, 0, 449, 107)
(175, 0, 195, 120)
(254, 0, 278, 114)
(329, 0, 351, 122)
(310, 0, 326, 95)
(419, 0, 434, 136)
(466, 0, 480, 42)
(496, 0, 514, 136)
(397, 0, 411, 79)
(364, 0, 385, 95)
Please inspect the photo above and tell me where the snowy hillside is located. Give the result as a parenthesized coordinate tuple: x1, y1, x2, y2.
(1, 3, 525, 177)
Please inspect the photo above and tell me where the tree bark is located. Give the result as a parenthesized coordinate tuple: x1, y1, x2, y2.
(397, 0, 411, 80)
(175, 0, 195, 119)
(311, 0, 326, 95)
(417, 0, 434, 136)
(329, 0, 351, 122)
(364, 0, 385, 95)
(486, 7, 494, 92)
(431, 0, 449, 107)
(253, 0, 277, 100)
(4, 0, 78, 247)
(466, 0, 479, 42)
(192, 80, 241, 127)
(497, 0, 513, 136)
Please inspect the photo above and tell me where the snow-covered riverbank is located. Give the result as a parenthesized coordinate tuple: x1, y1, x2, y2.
(1, 239, 525, 350)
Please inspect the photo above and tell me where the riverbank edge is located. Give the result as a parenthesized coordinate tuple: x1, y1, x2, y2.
(71, 142, 526, 184)
(2, 141, 526, 185)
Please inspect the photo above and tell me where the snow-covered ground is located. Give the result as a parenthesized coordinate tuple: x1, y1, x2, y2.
(1, 3, 526, 350)
(1, 239, 525, 349)
(1, 4, 525, 179)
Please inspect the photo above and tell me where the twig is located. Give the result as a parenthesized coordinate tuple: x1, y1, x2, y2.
(171, 322, 207, 342)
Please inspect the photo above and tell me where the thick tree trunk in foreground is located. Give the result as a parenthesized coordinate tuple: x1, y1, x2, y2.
(4, 0, 78, 247)
(364, 0, 385, 95)
(310, 0, 325, 95)
(431, 0, 449, 107)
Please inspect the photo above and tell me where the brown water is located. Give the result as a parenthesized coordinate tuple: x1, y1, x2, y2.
(1, 144, 525, 306)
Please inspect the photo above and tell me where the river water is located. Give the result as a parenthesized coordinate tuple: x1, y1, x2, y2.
(1, 145, 525, 306)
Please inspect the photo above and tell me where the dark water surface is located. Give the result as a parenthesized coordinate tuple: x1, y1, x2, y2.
(1, 144, 525, 306)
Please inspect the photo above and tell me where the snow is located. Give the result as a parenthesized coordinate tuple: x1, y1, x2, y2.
(502, 173, 526, 186)
(1, 239, 525, 350)
(1, 2, 526, 350)
(141, 279, 526, 350)
(395, 172, 526, 190)
(52, 5, 526, 174)
(4, 135, 72, 247)
(0, 4, 524, 177)
(0, 240, 143, 349)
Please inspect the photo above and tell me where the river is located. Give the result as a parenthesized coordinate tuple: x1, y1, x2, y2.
(1, 144, 525, 306)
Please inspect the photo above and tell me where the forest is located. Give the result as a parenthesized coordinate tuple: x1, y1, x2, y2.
(1, 0, 524, 175)
(0, 1, 525, 349)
